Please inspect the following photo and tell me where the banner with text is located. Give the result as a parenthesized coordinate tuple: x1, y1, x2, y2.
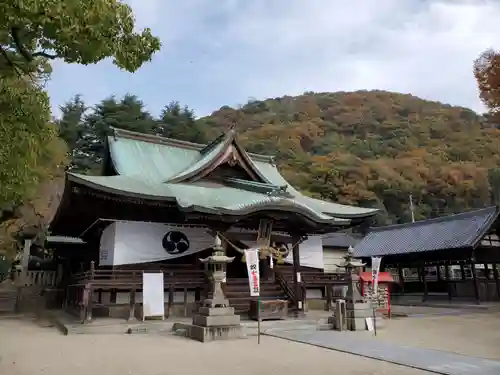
(99, 221, 214, 266)
(245, 249, 260, 297)
(371, 256, 382, 297)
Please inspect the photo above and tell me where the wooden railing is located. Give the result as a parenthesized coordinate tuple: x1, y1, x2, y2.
(25, 271, 59, 287)
(274, 267, 299, 309)
(66, 262, 207, 323)
(274, 267, 349, 311)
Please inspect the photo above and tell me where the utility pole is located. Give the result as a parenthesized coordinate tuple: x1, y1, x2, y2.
(409, 194, 416, 223)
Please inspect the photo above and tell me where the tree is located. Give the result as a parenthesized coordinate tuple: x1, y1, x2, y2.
(0, 0, 161, 75)
(474, 49, 500, 124)
(0, 0, 161, 256)
(156, 101, 207, 143)
(0, 70, 64, 209)
(57, 95, 86, 149)
(74, 95, 158, 173)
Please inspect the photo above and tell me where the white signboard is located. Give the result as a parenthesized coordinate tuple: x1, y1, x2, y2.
(142, 272, 165, 320)
(245, 249, 260, 297)
(371, 256, 382, 297)
(99, 221, 214, 266)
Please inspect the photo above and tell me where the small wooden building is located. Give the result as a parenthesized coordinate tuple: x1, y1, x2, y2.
(353, 206, 500, 303)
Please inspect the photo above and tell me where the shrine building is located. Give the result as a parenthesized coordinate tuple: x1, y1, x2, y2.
(48, 127, 378, 320)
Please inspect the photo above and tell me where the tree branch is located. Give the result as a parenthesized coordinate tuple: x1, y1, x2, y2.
(10, 27, 58, 62)
(0, 44, 24, 78)
(32, 51, 58, 59)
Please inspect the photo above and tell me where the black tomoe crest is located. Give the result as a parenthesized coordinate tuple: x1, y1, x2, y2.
(162, 230, 190, 255)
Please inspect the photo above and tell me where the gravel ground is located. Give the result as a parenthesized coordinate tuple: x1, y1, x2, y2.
(0, 317, 431, 375)
(372, 309, 500, 360)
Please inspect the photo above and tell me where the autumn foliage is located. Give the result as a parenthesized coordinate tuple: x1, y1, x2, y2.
(200, 91, 500, 224)
(56, 91, 500, 227)
(474, 49, 500, 123)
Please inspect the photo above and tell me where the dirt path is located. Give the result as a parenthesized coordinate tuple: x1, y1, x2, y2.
(0, 317, 431, 375)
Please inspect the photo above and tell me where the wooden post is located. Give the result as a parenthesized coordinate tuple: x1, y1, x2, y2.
(484, 263, 490, 301)
(128, 288, 137, 321)
(21, 239, 32, 287)
(470, 260, 480, 304)
(324, 285, 332, 311)
(460, 263, 466, 280)
(421, 264, 428, 302)
(127, 271, 137, 321)
(445, 263, 452, 301)
(183, 287, 188, 317)
(436, 264, 441, 282)
(85, 261, 95, 322)
(398, 265, 405, 295)
(492, 263, 500, 299)
(484, 263, 490, 280)
(291, 234, 303, 315)
(167, 285, 174, 318)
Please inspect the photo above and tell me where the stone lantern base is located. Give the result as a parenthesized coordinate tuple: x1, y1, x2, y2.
(172, 306, 244, 342)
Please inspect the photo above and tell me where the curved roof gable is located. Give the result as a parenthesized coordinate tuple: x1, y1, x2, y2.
(101, 127, 378, 220)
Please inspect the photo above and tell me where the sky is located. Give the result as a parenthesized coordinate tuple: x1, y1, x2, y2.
(47, 0, 500, 118)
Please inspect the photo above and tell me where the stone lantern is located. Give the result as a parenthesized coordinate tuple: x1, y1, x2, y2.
(333, 246, 370, 331)
(176, 235, 244, 342)
(340, 246, 365, 303)
(199, 235, 234, 308)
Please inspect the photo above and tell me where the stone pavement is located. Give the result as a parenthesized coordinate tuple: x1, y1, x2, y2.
(265, 329, 500, 375)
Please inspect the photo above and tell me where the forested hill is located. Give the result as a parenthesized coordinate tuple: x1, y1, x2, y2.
(57, 90, 500, 225)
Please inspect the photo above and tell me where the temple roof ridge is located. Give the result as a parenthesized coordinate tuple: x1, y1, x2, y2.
(110, 126, 275, 163)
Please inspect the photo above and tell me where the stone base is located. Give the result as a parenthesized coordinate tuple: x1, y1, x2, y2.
(176, 305, 244, 342)
(172, 322, 245, 342)
(192, 313, 240, 326)
(346, 302, 372, 331)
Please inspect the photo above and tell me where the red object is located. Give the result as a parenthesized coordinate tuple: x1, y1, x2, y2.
(359, 272, 395, 317)
(359, 272, 394, 283)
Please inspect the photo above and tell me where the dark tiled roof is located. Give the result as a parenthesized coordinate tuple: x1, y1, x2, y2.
(322, 232, 360, 248)
(353, 206, 499, 257)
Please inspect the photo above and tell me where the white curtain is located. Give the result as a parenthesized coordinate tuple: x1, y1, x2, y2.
(285, 235, 324, 270)
(99, 221, 214, 266)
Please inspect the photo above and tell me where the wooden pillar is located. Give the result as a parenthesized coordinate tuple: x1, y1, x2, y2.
(421, 264, 428, 302)
(492, 263, 500, 299)
(436, 264, 441, 282)
(128, 288, 137, 321)
(21, 239, 32, 287)
(398, 265, 405, 295)
(484, 263, 490, 301)
(291, 234, 303, 314)
(324, 285, 332, 311)
(470, 260, 480, 305)
(460, 263, 466, 280)
(445, 263, 452, 301)
(84, 261, 95, 323)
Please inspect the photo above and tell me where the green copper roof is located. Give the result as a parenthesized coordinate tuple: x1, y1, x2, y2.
(87, 127, 379, 221)
(68, 173, 348, 225)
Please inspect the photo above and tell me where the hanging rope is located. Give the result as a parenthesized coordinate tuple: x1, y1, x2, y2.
(216, 231, 305, 263)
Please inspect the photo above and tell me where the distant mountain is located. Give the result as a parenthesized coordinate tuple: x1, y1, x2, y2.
(197, 90, 500, 224)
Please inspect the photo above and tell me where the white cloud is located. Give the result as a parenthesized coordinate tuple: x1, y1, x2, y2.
(48, 0, 500, 116)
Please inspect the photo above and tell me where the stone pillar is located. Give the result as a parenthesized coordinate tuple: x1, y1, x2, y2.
(345, 272, 371, 331)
